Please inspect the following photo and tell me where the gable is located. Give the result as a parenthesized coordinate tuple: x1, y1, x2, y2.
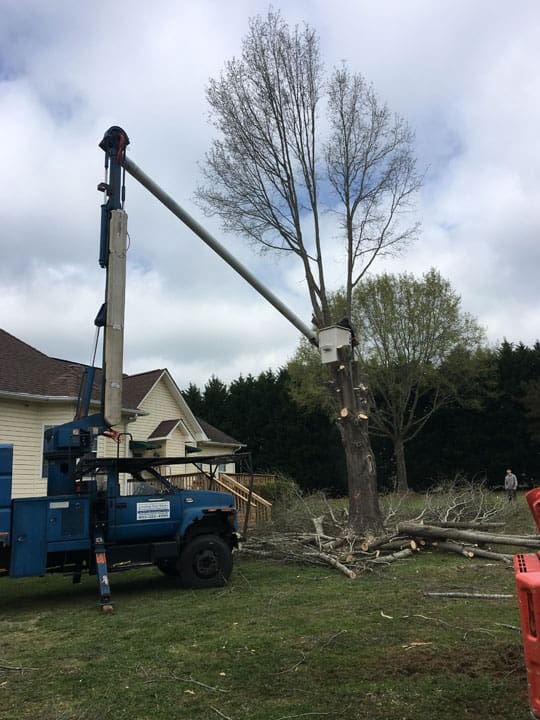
(133, 371, 205, 441)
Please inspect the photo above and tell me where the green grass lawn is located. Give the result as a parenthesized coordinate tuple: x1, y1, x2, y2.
(0, 556, 528, 719)
(0, 494, 533, 720)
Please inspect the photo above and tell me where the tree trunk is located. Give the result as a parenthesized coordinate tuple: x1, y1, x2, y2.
(331, 348, 382, 533)
(394, 435, 408, 493)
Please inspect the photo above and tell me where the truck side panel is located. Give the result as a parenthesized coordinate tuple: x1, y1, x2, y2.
(10, 498, 48, 577)
(10, 496, 93, 577)
(0, 444, 13, 546)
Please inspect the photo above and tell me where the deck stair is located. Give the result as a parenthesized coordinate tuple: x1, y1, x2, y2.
(168, 472, 272, 529)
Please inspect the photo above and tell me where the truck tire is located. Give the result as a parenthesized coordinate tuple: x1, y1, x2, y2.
(179, 534, 232, 589)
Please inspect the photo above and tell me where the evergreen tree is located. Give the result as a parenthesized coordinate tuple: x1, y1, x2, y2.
(182, 382, 205, 418)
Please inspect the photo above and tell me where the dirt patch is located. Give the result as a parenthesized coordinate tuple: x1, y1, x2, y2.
(383, 641, 524, 679)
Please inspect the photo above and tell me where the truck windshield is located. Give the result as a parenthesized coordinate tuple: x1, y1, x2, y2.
(127, 468, 173, 496)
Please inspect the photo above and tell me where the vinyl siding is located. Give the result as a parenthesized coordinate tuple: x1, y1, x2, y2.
(132, 381, 190, 475)
(133, 380, 185, 438)
(0, 399, 132, 498)
(198, 443, 237, 474)
(0, 400, 76, 497)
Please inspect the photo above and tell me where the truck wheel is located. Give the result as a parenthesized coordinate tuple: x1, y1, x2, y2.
(180, 534, 232, 589)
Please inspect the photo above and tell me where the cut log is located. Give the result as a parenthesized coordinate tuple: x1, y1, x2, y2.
(372, 539, 418, 553)
(432, 541, 474, 558)
(397, 522, 540, 548)
(311, 551, 356, 579)
(461, 545, 513, 563)
(369, 548, 414, 564)
(361, 534, 400, 552)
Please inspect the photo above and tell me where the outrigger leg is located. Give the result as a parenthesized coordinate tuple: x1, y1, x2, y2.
(94, 529, 114, 613)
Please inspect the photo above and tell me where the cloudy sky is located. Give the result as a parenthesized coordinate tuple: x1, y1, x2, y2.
(1, 1, 539, 390)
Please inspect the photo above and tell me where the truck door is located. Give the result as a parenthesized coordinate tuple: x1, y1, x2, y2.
(107, 471, 183, 543)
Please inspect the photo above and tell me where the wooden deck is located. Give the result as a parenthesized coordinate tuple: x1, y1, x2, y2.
(167, 472, 273, 530)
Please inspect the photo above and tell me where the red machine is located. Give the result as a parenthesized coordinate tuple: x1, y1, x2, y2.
(515, 488, 540, 718)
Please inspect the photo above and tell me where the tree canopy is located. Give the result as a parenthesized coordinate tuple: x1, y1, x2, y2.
(352, 269, 484, 491)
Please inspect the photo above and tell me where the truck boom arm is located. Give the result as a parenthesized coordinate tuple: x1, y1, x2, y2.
(121, 154, 318, 347)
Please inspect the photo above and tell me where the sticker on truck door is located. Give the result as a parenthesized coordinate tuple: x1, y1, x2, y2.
(136, 501, 170, 520)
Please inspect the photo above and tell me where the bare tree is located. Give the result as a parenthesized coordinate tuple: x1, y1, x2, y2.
(197, 10, 422, 532)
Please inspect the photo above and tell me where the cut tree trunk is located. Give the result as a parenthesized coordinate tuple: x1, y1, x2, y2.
(330, 349, 382, 534)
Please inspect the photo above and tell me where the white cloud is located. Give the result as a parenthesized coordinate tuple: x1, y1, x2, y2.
(1, 0, 540, 392)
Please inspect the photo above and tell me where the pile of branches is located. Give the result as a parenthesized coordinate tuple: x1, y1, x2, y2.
(237, 479, 537, 578)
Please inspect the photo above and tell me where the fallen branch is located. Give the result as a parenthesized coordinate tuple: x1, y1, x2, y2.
(321, 537, 347, 551)
(210, 707, 232, 720)
(368, 548, 414, 564)
(311, 551, 356, 579)
(170, 674, 230, 694)
(398, 521, 540, 548)
(0, 663, 38, 672)
(360, 534, 401, 552)
(430, 521, 506, 530)
(424, 592, 514, 600)
(461, 545, 513, 563)
(237, 512, 527, 579)
(432, 541, 474, 558)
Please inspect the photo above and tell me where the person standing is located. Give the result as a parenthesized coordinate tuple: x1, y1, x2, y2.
(504, 468, 518, 501)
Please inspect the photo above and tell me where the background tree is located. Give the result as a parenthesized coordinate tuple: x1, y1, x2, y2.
(182, 382, 204, 417)
(184, 370, 346, 493)
(197, 10, 422, 532)
(352, 269, 484, 492)
(407, 342, 540, 488)
(200, 376, 229, 428)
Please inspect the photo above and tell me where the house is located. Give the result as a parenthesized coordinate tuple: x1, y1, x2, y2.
(0, 329, 243, 498)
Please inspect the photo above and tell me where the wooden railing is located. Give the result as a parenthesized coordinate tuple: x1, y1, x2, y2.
(167, 472, 273, 529)
(169, 472, 208, 490)
(233, 473, 276, 489)
(217, 473, 272, 529)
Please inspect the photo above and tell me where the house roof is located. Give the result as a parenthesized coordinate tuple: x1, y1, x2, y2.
(0, 329, 155, 411)
(1, 329, 243, 447)
(148, 418, 242, 447)
(0, 328, 99, 399)
(148, 419, 182, 440)
(197, 418, 242, 446)
(122, 369, 164, 409)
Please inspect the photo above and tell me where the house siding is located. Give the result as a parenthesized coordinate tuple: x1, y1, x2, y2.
(132, 381, 190, 474)
(133, 381, 181, 438)
(0, 400, 76, 497)
(199, 443, 237, 474)
(0, 399, 132, 498)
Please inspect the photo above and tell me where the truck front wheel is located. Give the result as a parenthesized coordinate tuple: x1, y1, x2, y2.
(179, 534, 232, 589)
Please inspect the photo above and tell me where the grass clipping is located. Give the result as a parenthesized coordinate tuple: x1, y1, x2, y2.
(238, 478, 535, 578)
